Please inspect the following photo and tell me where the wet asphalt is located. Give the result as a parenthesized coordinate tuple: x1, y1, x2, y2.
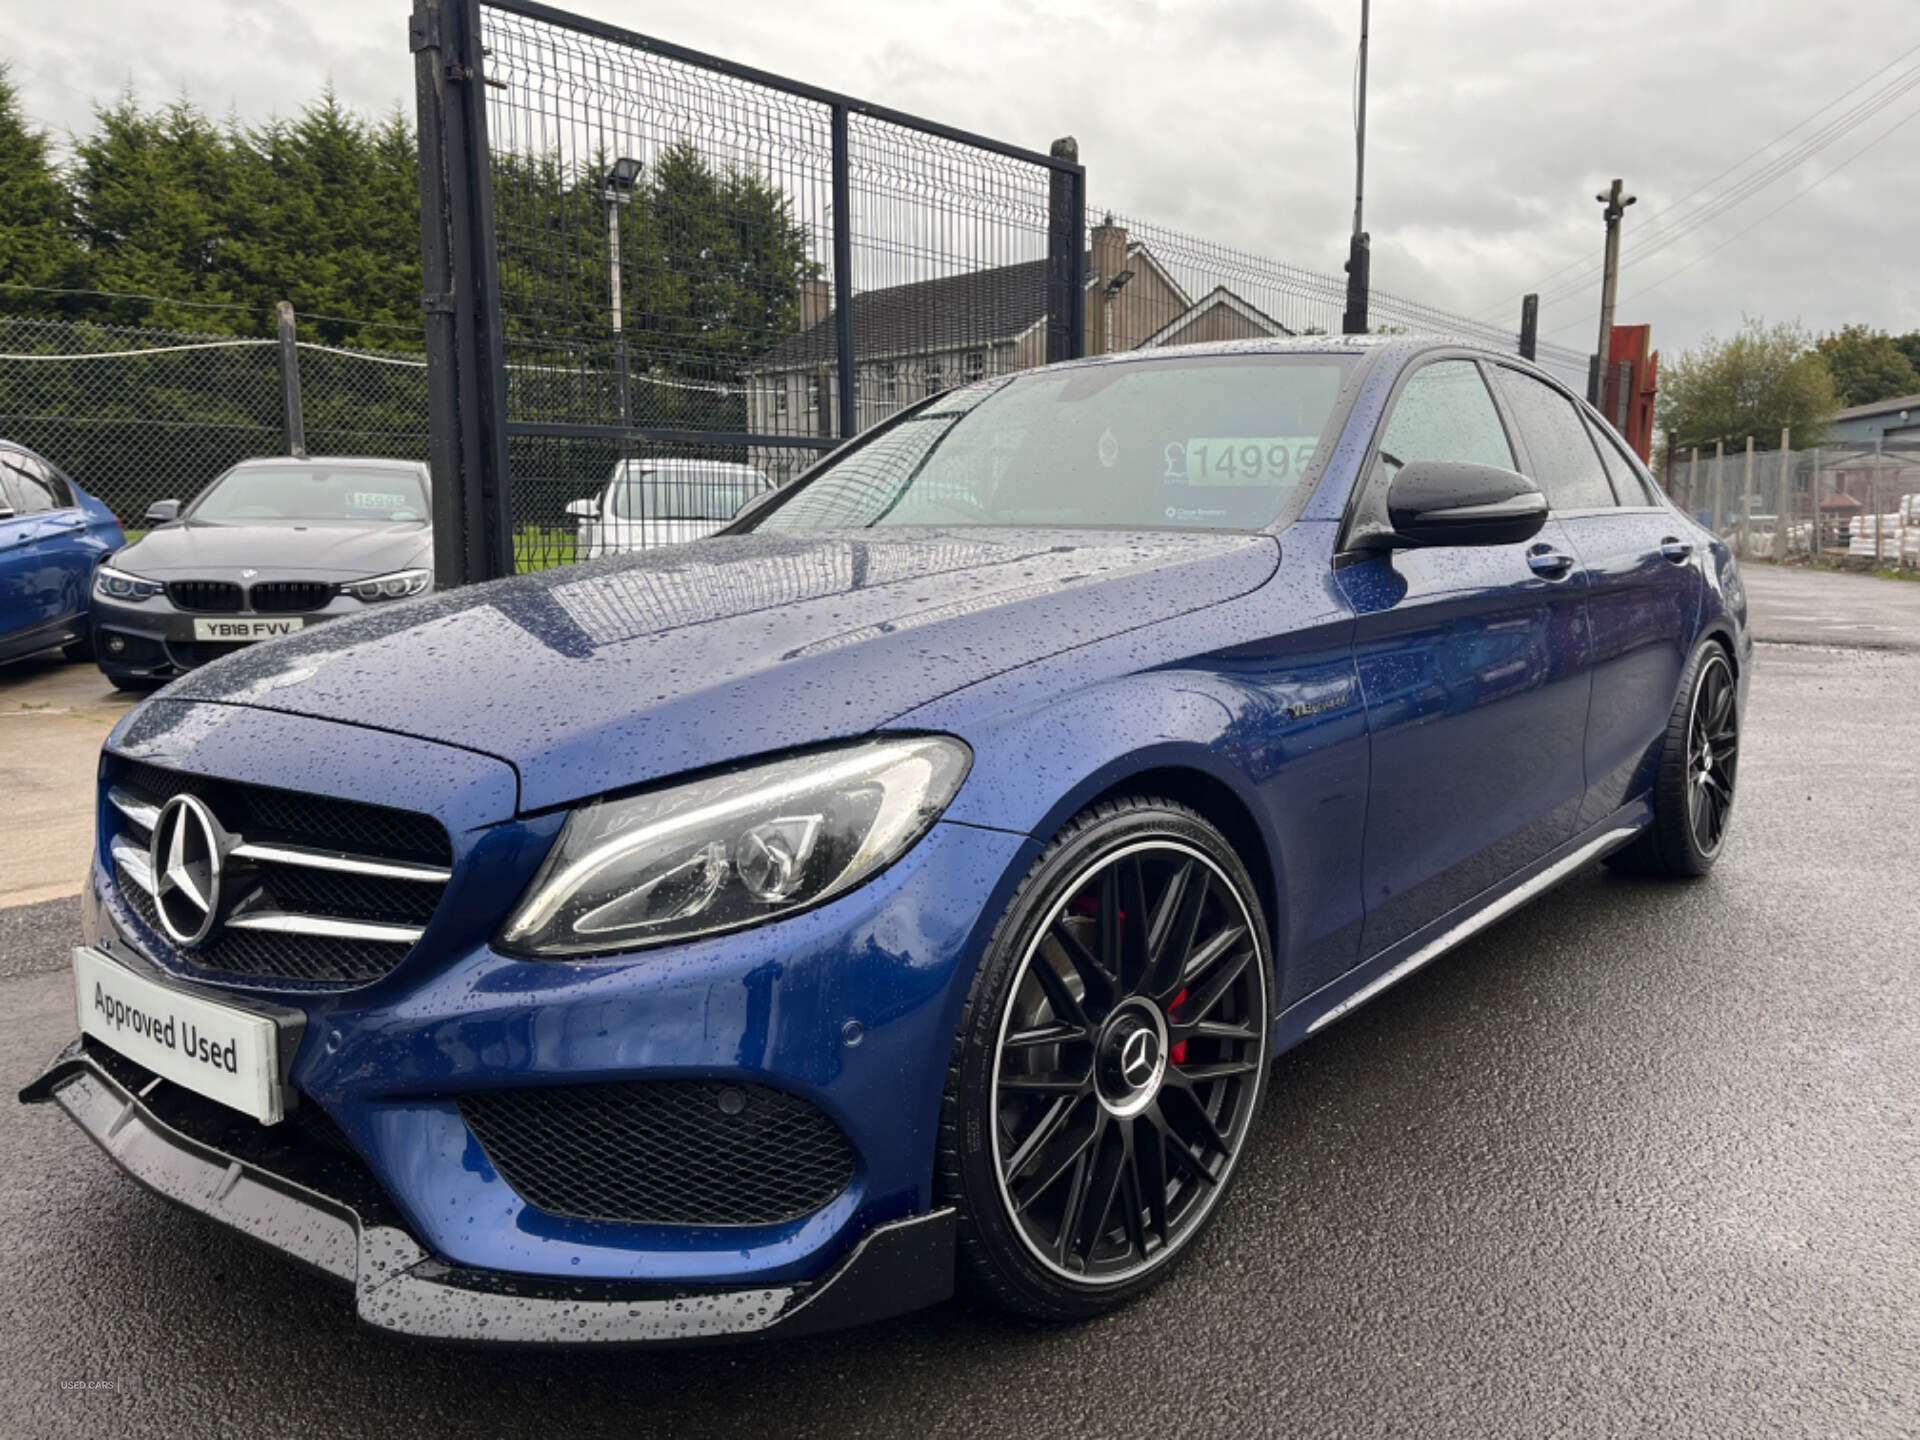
(2, 565, 1916, 1438)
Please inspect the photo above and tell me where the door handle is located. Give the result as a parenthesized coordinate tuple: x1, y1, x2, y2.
(1526, 546, 1575, 578)
(1659, 536, 1693, 563)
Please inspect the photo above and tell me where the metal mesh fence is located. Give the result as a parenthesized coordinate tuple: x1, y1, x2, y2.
(1668, 440, 1920, 567)
(467, 0, 1082, 572)
(0, 315, 427, 529)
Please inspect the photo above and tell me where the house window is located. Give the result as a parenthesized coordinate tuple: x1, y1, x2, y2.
(773, 385, 789, 417)
(924, 360, 944, 396)
(806, 376, 821, 416)
(879, 362, 899, 404)
(964, 351, 985, 383)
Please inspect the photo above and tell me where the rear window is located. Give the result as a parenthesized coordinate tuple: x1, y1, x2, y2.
(191, 465, 428, 523)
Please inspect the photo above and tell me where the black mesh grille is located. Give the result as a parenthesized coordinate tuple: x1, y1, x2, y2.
(249, 580, 334, 613)
(166, 580, 243, 612)
(256, 866, 442, 926)
(460, 1081, 857, 1227)
(110, 760, 451, 987)
(114, 857, 408, 985)
(118, 761, 451, 865)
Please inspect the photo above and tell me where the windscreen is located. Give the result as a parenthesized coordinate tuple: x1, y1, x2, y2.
(191, 466, 427, 523)
(745, 355, 1356, 533)
(613, 468, 770, 522)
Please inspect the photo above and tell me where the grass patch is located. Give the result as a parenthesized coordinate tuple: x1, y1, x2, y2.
(514, 527, 577, 573)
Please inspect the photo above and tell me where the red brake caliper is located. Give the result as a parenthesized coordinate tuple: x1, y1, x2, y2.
(1168, 988, 1187, 1065)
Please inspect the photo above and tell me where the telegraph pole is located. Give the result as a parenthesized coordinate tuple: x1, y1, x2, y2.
(1590, 177, 1635, 403)
(1341, 0, 1371, 336)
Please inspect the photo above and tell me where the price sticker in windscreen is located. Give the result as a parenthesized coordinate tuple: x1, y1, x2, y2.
(1170, 438, 1319, 487)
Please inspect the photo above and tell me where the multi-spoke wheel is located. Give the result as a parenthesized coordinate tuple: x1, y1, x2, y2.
(941, 798, 1271, 1318)
(1609, 641, 1741, 877)
(1686, 652, 1739, 857)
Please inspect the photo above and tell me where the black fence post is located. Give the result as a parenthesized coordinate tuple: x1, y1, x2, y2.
(276, 301, 306, 458)
(411, 0, 512, 585)
(1045, 136, 1080, 364)
(1068, 155, 1086, 361)
(830, 104, 857, 441)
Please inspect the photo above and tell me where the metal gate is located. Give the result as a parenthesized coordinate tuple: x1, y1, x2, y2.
(410, 0, 1086, 583)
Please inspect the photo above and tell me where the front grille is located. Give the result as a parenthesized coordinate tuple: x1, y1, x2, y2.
(460, 1081, 857, 1227)
(167, 580, 243, 612)
(165, 640, 253, 668)
(250, 580, 334, 613)
(109, 759, 452, 988)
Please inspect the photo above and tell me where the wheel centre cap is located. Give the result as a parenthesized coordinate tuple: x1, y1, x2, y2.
(1097, 1005, 1168, 1117)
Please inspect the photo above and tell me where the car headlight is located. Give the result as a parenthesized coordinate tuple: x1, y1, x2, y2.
(93, 565, 165, 602)
(338, 568, 432, 602)
(498, 736, 972, 957)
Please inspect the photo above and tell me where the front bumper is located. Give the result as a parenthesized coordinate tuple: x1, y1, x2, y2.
(90, 592, 364, 677)
(22, 1038, 956, 1346)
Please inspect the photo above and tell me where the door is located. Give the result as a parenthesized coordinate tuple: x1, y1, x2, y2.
(1486, 367, 1701, 827)
(1336, 358, 1594, 957)
(0, 449, 92, 641)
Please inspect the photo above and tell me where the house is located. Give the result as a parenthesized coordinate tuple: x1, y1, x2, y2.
(743, 223, 1291, 480)
(1825, 392, 1920, 448)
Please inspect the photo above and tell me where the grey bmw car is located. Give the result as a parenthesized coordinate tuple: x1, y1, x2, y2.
(91, 456, 433, 688)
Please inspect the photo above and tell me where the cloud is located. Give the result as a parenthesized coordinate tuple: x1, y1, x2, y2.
(3, 0, 1914, 356)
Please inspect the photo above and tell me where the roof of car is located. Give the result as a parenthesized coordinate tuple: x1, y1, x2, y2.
(231, 455, 429, 471)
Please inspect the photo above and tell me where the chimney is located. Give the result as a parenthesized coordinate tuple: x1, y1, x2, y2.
(1090, 222, 1128, 355)
(799, 275, 831, 329)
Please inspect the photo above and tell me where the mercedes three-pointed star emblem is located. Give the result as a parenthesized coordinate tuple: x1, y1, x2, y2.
(149, 794, 227, 948)
(1120, 1026, 1159, 1090)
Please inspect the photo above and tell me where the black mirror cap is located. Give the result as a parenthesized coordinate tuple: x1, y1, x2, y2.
(143, 499, 181, 525)
(1385, 461, 1548, 548)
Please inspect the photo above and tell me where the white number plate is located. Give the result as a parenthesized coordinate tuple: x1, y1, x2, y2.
(73, 947, 286, 1123)
(191, 618, 305, 641)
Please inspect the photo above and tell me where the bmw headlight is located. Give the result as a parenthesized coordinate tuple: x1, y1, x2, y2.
(93, 565, 165, 602)
(499, 736, 972, 957)
(339, 568, 432, 602)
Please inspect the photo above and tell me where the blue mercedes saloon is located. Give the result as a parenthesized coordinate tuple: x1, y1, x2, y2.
(24, 337, 1748, 1345)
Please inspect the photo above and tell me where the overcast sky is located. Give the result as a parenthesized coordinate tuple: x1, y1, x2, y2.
(5, 0, 1917, 361)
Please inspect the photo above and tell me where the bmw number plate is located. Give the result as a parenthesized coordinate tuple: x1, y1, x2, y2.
(191, 618, 304, 641)
(72, 947, 286, 1123)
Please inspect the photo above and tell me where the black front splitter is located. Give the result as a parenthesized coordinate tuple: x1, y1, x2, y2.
(20, 1042, 956, 1347)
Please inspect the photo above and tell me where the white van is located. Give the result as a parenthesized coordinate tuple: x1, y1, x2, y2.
(566, 459, 773, 557)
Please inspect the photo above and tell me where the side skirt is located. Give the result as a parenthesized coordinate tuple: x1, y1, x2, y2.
(1274, 800, 1651, 1055)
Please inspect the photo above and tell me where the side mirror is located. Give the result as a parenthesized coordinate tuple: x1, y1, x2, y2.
(144, 499, 181, 525)
(564, 498, 598, 520)
(1383, 461, 1547, 548)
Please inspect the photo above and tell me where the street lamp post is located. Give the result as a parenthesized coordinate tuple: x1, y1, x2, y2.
(604, 157, 642, 433)
(1341, 0, 1371, 336)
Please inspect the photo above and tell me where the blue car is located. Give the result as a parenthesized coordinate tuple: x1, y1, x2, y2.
(0, 441, 124, 667)
(24, 338, 1748, 1345)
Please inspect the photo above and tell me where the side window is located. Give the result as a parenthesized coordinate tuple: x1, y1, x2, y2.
(1583, 414, 1657, 505)
(0, 453, 61, 514)
(1491, 368, 1616, 510)
(1376, 359, 1515, 476)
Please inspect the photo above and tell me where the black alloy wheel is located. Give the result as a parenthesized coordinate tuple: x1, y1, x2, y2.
(1686, 651, 1739, 857)
(1609, 641, 1740, 878)
(942, 798, 1271, 1318)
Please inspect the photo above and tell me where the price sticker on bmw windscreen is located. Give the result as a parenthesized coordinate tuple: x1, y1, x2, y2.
(72, 947, 286, 1123)
(1158, 437, 1319, 525)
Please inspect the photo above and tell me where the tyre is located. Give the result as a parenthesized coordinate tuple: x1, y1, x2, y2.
(940, 797, 1272, 1320)
(1608, 641, 1740, 877)
(107, 674, 162, 694)
(62, 630, 95, 663)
